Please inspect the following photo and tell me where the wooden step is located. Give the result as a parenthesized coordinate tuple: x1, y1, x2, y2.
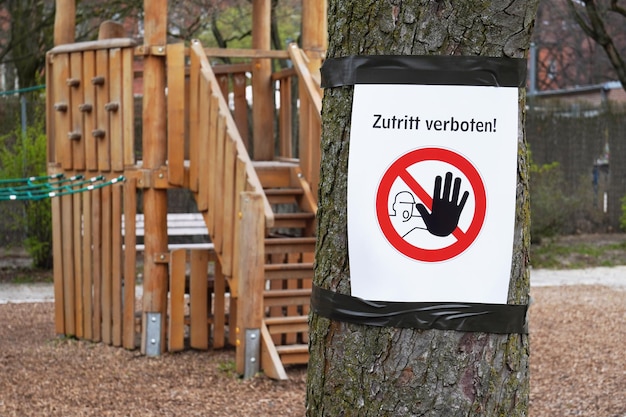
(272, 212, 316, 229)
(264, 262, 314, 280)
(275, 344, 309, 365)
(263, 288, 312, 307)
(264, 237, 316, 254)
(265, 187, 304, 205)
(264, 315, 309, 335)
(253, 161, 297, 188)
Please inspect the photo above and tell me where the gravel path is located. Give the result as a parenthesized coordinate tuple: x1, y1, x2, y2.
(0, 272, 624, 416)
(2, 267, 625, 304)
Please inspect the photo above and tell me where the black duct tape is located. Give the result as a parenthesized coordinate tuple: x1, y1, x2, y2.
(311, 285, 528, 334)
(320, 55, 526, 88)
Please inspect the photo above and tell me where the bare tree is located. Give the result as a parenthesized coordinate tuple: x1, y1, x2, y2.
(566, 0, 626, 91)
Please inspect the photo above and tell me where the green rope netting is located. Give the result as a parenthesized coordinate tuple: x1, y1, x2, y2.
(0, 173, 125, 201)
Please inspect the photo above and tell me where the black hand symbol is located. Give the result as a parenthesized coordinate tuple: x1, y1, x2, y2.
(416, 172, 469, 237)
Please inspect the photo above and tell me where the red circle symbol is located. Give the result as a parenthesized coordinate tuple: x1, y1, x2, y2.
(376, 147, 486, 262)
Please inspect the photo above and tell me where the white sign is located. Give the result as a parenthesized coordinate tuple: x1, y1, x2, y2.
(348, 84, 518, 304)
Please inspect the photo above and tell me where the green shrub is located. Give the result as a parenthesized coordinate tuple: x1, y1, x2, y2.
(529, 154, 604, 243)
(620, 195, 626, 231)
(0, 105, 52, 268)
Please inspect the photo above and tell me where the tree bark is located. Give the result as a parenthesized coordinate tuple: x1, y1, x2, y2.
(307, 1, 539, 416)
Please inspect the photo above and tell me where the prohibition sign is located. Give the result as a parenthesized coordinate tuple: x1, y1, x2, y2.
(376, 147, 486, 262)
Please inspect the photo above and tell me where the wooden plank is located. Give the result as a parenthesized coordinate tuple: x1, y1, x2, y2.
(92, 188, 102, 342)
(166, 43, 186, 185)
(220, 138, 236, 277)
(251, 0, 274, 161)
(235, 192, 265, 375)
(229, 157, 247, 297)
(121, 47, 135, 168)
(196, 76, 211, 211)
(260, 322, 288, 380)
(168, 249, 186, 352)
(111, 182, 123, 346)
(285, 253, 300, 345)
(72, 190, 84, 338)
(53, 53, 72, 169)
(216, 74, 229, 101)
(205, 94, 220, 233)
(95, 49, 111, 172)
(122, 178, 137, 349)
(51, 194, 65, 335)
(82, 50, 98, 170)
(232, 72, 249, 148)
(188, 45, 200, 192)
(211, 251, 225, 349)
(101, 185, 112, 344)
(46, 53, 55, 163)
(109, 48, 124, 172)
(203, 47, 289, 59)
(278, 77, 293, 158)
(61, 193, 75, 335)
(50, 38, 136, 55)
(213, 115, 226, 253)
(189, 250, 209, 350)
(70, 52, 86, 170)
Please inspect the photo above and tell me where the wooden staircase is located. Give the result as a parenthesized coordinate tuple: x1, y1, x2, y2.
(254, 161, 316, 380)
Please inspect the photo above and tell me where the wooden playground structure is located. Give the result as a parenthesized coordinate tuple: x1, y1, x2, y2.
(46, 0, 325, 379)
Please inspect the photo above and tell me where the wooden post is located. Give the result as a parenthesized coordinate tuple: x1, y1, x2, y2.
(54, 0, 75, 45)
(141, 0, 169, 355)
(299, 0, 327, 194)
(235, 192, 265, 378)
(251, 0, 274, 160)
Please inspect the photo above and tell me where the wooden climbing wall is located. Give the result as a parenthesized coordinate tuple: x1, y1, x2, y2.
(47, 39, 138, 348)
(47, 39, 136, 173)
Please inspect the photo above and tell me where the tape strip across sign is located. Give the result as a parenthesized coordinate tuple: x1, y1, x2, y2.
(344, 56, 521, 305)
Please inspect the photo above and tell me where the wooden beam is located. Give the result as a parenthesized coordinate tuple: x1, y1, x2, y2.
(141, 0, 169, 355)
(252, 0, 274, 160)
(54, 0, 75, 45)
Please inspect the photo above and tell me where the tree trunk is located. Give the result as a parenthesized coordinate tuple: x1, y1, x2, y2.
(307, 1, 540, 416)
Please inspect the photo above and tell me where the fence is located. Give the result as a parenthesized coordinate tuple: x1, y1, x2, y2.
(526, 102, 626, 233)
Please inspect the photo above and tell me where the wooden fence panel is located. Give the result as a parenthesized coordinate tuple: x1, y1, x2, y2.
(83, 50, 98, 171)
(123, 178, 137, 349)
(166, 43, 186, 185)
(95, 49, 111, 172)
(188, 48, 200, 191)
(220, 138, 237, 277)
(70, 52, 85, 170)
(168, 249, 186, 352)
(92, 188, 103, 342)
(72, 190, 83, 338)
(206, 94, 220, 235)
(196, 76, 211, 211)
(61, 193, 75, 335)
(109, 48, 124, 172)
(111, 182, 123, 346)
(189, 250, 209, 350)
(53, 53, 72, 169)
(82, 189, 93, 340)
(213, 116, 226, 254)
(233, 73, 248, 148)
(211, 251, 226, 349)
(101, 185, 112, 344)
(51, 195, 65, 335)
(122, 47, 135, 168)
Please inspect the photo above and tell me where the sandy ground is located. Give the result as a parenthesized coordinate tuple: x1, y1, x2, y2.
(0, 272, 624, 416)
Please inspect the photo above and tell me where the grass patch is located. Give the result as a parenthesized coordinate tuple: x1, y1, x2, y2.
(531, 238, 626, 269)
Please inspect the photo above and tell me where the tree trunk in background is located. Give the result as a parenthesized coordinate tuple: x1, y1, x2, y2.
(307, 1, 540, 416)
